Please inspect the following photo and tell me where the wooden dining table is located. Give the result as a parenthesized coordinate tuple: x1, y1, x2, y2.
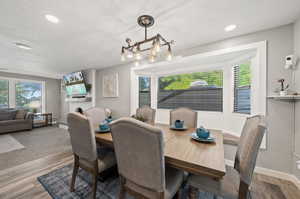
(95, 123, 226, 179)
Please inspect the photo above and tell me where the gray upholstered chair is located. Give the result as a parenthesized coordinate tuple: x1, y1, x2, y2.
(187, 115, 266, 199)
(170, 107, 197, 128)
(136, 105, 156, 124)
(110, 117, 184, 199)
(84, 107, 110, 126)
(67, 112, 116, 199)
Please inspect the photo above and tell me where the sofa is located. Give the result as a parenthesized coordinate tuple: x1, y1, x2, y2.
(0, 108, 33, 134)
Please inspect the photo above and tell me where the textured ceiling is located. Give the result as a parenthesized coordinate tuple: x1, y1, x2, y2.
(0, 0, 300, 78)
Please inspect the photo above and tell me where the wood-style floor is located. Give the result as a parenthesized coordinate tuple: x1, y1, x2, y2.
(0, 150, 299, 199)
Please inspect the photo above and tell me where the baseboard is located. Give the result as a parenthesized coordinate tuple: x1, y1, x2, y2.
(225, 159, 300, 190)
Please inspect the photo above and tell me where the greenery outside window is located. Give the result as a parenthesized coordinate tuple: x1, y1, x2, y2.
(15, 81, 43, 113)
(0, 79, 9, 108)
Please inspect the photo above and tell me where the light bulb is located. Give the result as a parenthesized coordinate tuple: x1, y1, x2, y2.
(166, 52, 172, 61)
(135, 52, 142, 60)
(150, 47, 156, 56)
(121, 49, 126, 61)
(149, 55, 155, 63)
(121, 53, 126, 61)
(166, 45, 172, 61)
(127, 52, 133, 58)
(135, 45, 142, 60)
(154, 41, 160, 52)
(135, 61, 140, 67)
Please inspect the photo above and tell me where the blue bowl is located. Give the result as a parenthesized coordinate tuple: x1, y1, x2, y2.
(196, 128, 210, 139)
(105, 118, 113, 123)
(174, 120, 184, 128)
(99, 124, 109, 131)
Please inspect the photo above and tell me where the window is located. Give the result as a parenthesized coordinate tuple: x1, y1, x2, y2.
(0, 79, 9, 108)
(157, 71, 223, 111)
(138, 77, 151, 107)
(15, 81, 43, 113)
(233, 61, 251, 114)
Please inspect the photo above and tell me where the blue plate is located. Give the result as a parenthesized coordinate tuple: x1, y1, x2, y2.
(170, 125, 188, 131)
(95, 128, 111, 133)
(191, 133, 215, 143)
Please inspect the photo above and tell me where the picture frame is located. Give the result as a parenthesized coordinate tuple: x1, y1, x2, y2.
(102, 73, 119, 98)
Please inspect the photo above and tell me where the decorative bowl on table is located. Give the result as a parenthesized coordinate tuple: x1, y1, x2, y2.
(175, 120, 184, 128)
(170, 120, 187, 130)
(105, 117, 113, 123)
(191, 126, 215, 143)
(196, 126, 210, 139)
(96, 122, 110, 133)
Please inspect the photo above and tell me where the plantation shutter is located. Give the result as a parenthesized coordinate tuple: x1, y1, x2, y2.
(233, 65, 240, 113)
(233, 64, 251, 114)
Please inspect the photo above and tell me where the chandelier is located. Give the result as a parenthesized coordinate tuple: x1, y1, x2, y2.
(121, 15, 174, 64)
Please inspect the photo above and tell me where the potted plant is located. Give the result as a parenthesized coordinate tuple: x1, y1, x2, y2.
(278, 79, 289, 96)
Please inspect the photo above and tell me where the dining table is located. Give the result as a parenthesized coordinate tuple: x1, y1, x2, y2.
(95, 123, 226, 180)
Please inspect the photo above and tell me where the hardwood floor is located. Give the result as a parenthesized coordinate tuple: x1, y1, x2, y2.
(0, 150, 299, 199)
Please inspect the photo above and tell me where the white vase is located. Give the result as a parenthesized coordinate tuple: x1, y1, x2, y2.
(279, 90, 287, 96)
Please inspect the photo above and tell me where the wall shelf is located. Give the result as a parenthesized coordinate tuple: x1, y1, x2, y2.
(267, 95, 300, 101)
(65, 97, 92, 103)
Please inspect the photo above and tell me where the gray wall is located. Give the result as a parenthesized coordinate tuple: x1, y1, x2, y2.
(0, 71, 61, 119)
(96, 65, 132, 118)
(95, 24, 294, 174)
(294, 17, 300, 178)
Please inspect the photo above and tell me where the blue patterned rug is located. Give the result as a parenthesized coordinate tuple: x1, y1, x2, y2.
(38, 164, 219, 199)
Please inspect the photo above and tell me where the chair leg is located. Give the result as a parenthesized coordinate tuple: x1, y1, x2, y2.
(91, 160, 99, 199)
(119, 176, 126, 199)
(92, 173, 98, 199)
(70, 155, 79, 192)
(174, 189, 181, 199)
(188, 185, 199, 199)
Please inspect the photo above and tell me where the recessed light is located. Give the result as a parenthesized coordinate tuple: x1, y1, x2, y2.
(45, 14, 59, 24)
(225, 24, 237, 32)
(15, 42, 32, 50)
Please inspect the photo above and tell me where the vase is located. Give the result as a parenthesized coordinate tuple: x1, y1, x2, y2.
(280, 90, 287, 96)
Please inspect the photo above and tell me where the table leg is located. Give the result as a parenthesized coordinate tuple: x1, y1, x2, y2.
(188, 185, 199, 199)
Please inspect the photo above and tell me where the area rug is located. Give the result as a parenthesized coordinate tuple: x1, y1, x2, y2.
(0, 127, 72, 170)
(38, 164, 220, 199)
(0, 134, 24, 154)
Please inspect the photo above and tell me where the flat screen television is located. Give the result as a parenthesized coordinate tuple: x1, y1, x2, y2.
(63, 71, 87, 96)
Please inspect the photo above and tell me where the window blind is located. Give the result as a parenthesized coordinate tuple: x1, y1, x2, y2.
(233, 64, 251, 114)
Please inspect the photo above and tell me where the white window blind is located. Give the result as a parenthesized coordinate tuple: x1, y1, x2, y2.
(233, 61, 251, 114)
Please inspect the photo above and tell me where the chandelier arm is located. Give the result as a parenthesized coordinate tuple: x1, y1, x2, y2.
(122, 42, 170, 53)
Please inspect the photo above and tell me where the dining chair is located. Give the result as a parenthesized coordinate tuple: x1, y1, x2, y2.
(136, 105, 156, 124)
(170, 107, 197, 128)
(187, 115, 266, 199)
(110, 117, 184, 199)
(84, 107, 107, 126)
(67, 112, 116, 199)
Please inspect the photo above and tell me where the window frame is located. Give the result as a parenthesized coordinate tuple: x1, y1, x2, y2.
(0, 76, 45, 113)
(0, 79, 9, 108)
